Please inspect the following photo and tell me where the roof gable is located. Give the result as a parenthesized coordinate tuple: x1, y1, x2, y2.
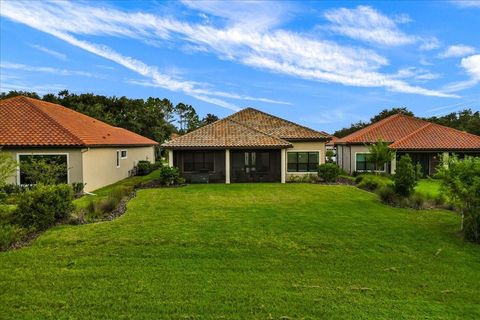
(0, 96, 158, 147)
(227, 108, 328, 140)
(162, 118, 292, 149)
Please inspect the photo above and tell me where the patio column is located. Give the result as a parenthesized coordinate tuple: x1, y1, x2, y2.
(168, 150, 174, 167)
(225, 149, 231, 184)
(281, 149, 286, 184)
(442, 152, 449, 168)
(390, 152, 396, 174)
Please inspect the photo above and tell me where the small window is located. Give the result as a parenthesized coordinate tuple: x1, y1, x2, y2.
(120, 150, 127, 159)
(287, 152, 319, 172)
(116, 150, 120, 168)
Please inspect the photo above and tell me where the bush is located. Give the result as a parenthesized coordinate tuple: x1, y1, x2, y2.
(288, 174, 319, 183)
(357, 175, 393, 192)
(408, 193, 425, 210)
(15, 184, 74, 230)
(393, 155, 417, 197)
(437, 156, 480, 243)
(71, 182, 86, 196)
(110, 185, 133, 201)
(159, 166, 184, 186)
(137, 161, 152, 176)
(96, 196, 119, 213)
(377, 185, 398, 205)
(0, 224, 27, 251)
(318, 163, 340, 182)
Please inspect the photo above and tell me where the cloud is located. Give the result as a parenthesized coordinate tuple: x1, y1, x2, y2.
(438, 44, 476, 58)
(392, 67, 441, 81)
(29, 44, 67, 60)
(323, 5, 438, 50)
(442, 54, 480, 92)
(0, 1, 456, 100)
(1, 62, 96, 77)
(450, 0, 480, 8)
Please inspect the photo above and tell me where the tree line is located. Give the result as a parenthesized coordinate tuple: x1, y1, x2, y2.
(334, 107, 480, 138)
(0, 90, 219, 144)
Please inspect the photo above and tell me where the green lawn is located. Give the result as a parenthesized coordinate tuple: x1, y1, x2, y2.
(416, 178, 442, 198)
(1, 184, 479, 319)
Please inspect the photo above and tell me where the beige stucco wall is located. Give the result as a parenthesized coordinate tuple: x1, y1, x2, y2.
(338, 144, 385, 174)
(2, 147, 84, 185)
(285, 141, 326, 179)
(82, 146, 155, 192)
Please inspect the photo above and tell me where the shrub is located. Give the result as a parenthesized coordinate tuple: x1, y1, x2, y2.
(159, 166, 184, 186)
(377, 185, 397, 205)
(393, 155, 417, 197)
(0, 224, 27, 251)
(436, 156, 480, 243)
(71, 182, 86, 196)
(408, 193, 425, 210)
(0, 205, 15, 225)
(15, 184, 74, 230)
(137, 161, 152, 176)
(96, 196, 119, 213)
(357, 175, 393, 192)
(110, 185, 133, 201)
(19, 157, 68, 185)
(414, 162, 423, 181)
(325, 150, 335, 163)
(318, 163, 340, 182)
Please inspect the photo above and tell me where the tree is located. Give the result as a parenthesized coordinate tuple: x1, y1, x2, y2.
(393, 155, 417, 197)
(0, 150, 17, 188)
(19, 157, 68, 185)
(174, 103, 201, 133)
(325, 150, 335, 163)
(436, 156, 480, 243)
(367, 140, 394, 173)
(202, 113, 219, 126)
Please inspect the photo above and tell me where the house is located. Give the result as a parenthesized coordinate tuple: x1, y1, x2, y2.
(335, 114, 480, 176)
(162, 107, 330, 183)
(0, 96, 158, 192)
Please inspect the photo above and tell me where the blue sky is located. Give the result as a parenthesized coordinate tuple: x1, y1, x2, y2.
(0, 0, 479, 133)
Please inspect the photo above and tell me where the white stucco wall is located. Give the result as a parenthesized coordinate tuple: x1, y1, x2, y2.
(82, 146, 155, 192)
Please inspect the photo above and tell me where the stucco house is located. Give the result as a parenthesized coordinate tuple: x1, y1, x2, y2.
(0, 96, 157, 192)
(335, 113, 480, 176)
(162, 108, 330, 183)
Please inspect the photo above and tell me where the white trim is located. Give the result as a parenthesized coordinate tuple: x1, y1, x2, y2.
(286, 150, 321, 173)
(120, 149, 128, 159)
(354, 152, 386, 173)
(225, 149, 231, 184)
(168, 150, 174, 167)
(16, 152, 70, 185)
(116, 150, 121, 168)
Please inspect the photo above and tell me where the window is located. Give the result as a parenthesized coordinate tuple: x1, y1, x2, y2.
(120, 150, 127, 159)
(18, 154, 68, 185)
(116, 150, 120, 168)
(355, 153, 382, 172)
(287, 152, 319, 172)
(183, 151, 214, 172)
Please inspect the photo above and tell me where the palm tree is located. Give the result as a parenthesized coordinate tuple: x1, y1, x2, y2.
(367, 139, 394, 174)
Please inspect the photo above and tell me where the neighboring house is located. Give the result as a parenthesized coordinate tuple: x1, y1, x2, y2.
(162, 108, 329, 183)
(335, 114, 480, 176)
(0, 96, 157, 192)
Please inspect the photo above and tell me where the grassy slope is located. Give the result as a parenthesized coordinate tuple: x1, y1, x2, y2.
(416, 179, 442, 198)
(1, 184, 479, 319)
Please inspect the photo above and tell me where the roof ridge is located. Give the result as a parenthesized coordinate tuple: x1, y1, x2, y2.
(389, 122, 432, 148)
(228, 107, 327, 138)
(428, 121, 480, 139)
(226, 117, 291, 145)
(19, 97, 85, 145)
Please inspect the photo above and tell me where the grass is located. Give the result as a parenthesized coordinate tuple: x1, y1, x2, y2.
(73, 169, 159, 209)
(1, 184, 479, 319)
(416, 178, 442, 198)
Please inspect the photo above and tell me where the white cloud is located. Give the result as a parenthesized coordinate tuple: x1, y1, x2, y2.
(392, 67, 440, 81)
(1, 62, 96, 77)
(443, 54, 480, 92)
(450, 0, 480, 8)
(29, 44, 67, 60)
(438, 45, 476, 58)
(0, 1, 456, 100)
(323, 5, 439, 51)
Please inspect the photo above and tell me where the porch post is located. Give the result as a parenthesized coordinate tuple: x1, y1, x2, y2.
(390, 152, 396, 174)
(168, 150, 174, 167)
(281, 148, 286, 184)
(225, 149, 231, 184)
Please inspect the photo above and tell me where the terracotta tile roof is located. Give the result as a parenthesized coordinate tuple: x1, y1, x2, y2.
(0, 96, 158, 147)
(162, 118, 292, 149)
(336, 114, 429, 144)
(336, 113, 480, 151)
(227, 108, 329, 141)
(326, 136, 338, 146)
(389, 123, 480, 150)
